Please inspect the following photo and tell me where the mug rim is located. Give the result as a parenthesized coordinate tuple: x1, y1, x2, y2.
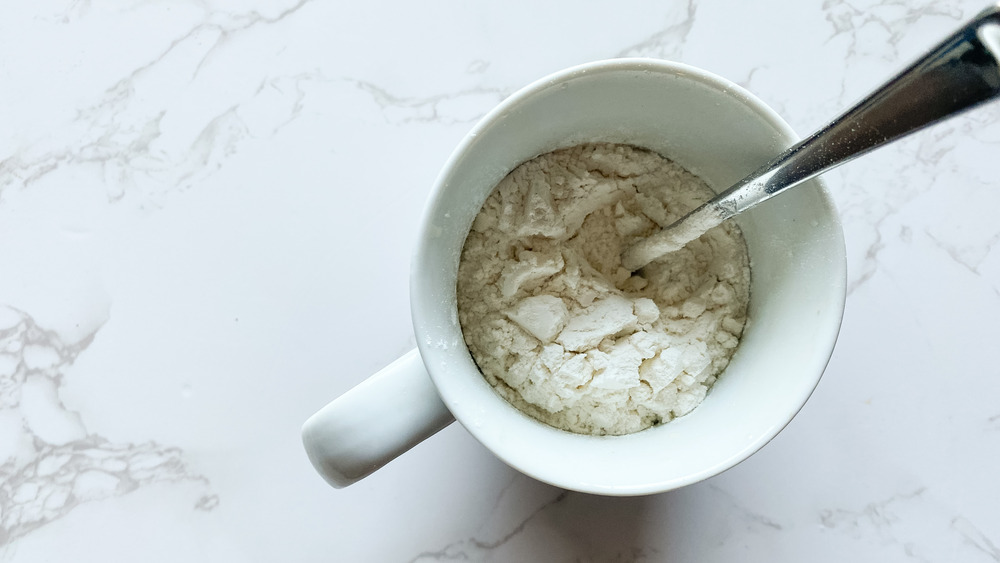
(411, 58, 846, 495)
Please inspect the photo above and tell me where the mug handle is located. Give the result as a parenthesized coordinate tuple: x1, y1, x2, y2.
(301, 349, 455, 487)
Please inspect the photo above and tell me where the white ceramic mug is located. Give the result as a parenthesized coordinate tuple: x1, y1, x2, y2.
(302, 59, 847, 496)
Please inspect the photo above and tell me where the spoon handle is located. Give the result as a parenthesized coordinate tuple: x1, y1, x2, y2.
(623, 4, 1000, 271)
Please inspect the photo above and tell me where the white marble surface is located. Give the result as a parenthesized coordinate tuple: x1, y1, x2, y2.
(2, 1, 999, 561)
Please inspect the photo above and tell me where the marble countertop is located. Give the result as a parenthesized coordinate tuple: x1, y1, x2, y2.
(2, 1, 999, 561)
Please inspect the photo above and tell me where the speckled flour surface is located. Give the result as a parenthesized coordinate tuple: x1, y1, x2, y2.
(457, 143, 750, 436)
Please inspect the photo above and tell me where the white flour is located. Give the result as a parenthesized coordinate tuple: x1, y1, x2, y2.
(457, 143, 750, 436)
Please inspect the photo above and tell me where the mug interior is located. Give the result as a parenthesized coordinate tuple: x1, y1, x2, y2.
(412, 59, 846, 495)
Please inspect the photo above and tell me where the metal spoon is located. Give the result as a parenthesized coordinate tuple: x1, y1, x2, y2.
(622, 3, 1000, 271)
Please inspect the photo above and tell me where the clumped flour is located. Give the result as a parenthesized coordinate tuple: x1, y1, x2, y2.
(456, 143, 750, 436)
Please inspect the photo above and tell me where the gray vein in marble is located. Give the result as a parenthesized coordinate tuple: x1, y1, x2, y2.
(255, 72, 319, 135)
(0, 437, 212, 547)
(3, 80, 255, 206)
(46, 0, 92, 23)
(707, 484, 783, 532)
(735, 66, 768, 94)
(0, 308, 97, 410)
(615, 0, 696, 60)
(823, 0, 962, 56)
(989, 413, 1000, 430)
(841, 121, 963, 294)
(172, 105, 247, 188)
(925, 230, 1000, 278)
(348, 80, 509, 125)
(0, 306, 213, 547)
(0, 1, 315, 204)
(466, 60, 490, 75)
(817, 487, 1000, 562)
(407, 490, 569, 562)
(848, 213, 888, 295)
(849, 101, 1000, 293)
(482, 472, 520, 520)
(820, 487, 926, 539)
(821, 487, 933, 563)
(189, 0, 315, 80)
(821, 0, 963, 104)
(953, 516, 1000, 561)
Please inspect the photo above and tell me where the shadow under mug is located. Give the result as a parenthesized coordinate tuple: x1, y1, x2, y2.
(302, 58, 847, 496)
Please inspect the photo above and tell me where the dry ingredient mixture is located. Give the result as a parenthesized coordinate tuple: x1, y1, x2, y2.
(456, 143, 750, 436)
